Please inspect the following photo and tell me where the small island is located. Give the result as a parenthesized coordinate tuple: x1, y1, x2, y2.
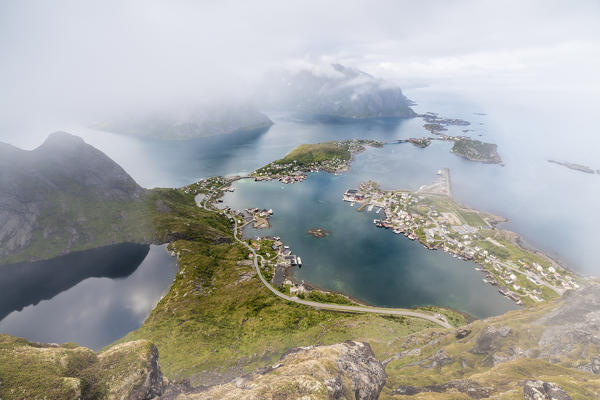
(307, 228, 331, 238)
(421, 112, 470, 135)
(423, 123, 447, 135)
(252, 139, 382, 182)
(407, 137, 432, 148)
(451, 138, 502, 164)
(548, 159, 597, 174)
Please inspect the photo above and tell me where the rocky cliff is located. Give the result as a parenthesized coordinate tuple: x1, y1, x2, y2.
(0, 132, 151, 264)
(176, 341, 386, 400)
(262, 63, 416, 119)
(380, 284, 600, 398)
(0, 335, 165, 400)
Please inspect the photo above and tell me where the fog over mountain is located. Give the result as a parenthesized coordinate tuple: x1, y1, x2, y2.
(97, 103, 273, 140)
(1, 0, 599, 148)
(260, 63, 416, 119)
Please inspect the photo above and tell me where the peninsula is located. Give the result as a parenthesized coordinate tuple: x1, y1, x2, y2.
(343, 169, 580, 305)
(252, 139, 382, 182)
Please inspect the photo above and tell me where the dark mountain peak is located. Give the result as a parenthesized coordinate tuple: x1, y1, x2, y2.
(0, 141, 21, 156)
(0, 133, 146, 263)
(41, 131, 86, 148)
(263, 63, 416, 119)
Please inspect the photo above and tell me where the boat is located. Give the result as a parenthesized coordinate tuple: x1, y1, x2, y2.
(367, 204, 374, 212)
(376, 208, 381, 214)
(297, 257, 302, 266)
(350, 202, 355, 207)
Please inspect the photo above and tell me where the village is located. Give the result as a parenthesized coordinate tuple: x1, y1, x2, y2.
(251, 139, 382, 183)
(342, 171, 582, 306)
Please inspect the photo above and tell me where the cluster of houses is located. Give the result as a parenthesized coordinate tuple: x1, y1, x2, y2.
(246, 208, 273, 218)
(254, 173, 307, 184)
(343, 182, 580, 305)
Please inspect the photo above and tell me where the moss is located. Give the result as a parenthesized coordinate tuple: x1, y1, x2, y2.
(307, 291, 356, 305)
(114, 238, 436, 385)
(0, 335, 104, 400)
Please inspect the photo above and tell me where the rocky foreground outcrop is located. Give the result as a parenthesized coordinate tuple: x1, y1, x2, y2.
(0, 337, 385, 400)
(524, 380, 572, 400)
(2, 276, 600, 399)
(176, 341, 386, 400)
(0, 335, 164, 400)
(379, 284, 600, 398)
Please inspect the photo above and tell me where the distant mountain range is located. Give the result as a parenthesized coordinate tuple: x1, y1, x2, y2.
(261, 63, 416, 119)
(95, 103, 273, 140)
(0, 132, 154, 263)
(94, 64, 414, 140)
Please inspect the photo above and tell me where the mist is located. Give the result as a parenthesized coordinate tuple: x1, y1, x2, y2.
(0, 0, 599, 144)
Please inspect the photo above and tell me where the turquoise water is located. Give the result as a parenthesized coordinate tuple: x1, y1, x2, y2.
(223, 168, 518, 319)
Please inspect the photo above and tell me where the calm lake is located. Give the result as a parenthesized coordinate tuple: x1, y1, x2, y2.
(0, 244, 176, 350)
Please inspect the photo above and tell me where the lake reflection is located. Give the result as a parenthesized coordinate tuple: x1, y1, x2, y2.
(0, 244, 176, 350)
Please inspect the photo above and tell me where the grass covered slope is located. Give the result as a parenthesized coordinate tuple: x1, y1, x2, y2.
(118, 234, 440, 387)
(451, 138, 502, 164)
(253, 139, 382, 178)
(379, 284, 600, 399)
(0, 132, 233, 265)
(282, 142, 353, 164)
(0, 335, 163, 400)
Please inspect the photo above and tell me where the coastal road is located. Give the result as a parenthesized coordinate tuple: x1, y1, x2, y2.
(231, 213, 452, 329)
(195, 185, 452, 329)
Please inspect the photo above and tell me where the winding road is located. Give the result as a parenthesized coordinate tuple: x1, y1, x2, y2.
(196, 185, 452, 329)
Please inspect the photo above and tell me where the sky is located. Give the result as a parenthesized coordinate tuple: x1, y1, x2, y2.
(1, 0, 599, 131)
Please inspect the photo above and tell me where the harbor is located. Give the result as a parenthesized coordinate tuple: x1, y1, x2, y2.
(220, 173, 519, 319)
(340, 170, 579, 306)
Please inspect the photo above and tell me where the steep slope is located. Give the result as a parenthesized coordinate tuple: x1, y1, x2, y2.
(262, 63, 416, 119)
(2, 283, 598, 399)
(96, 103, 273, 140)
(0, 132, 233, 265)
(0, 132, 151, 264)
(0, 335, 165, 400)
(380, 284, 600, 399)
